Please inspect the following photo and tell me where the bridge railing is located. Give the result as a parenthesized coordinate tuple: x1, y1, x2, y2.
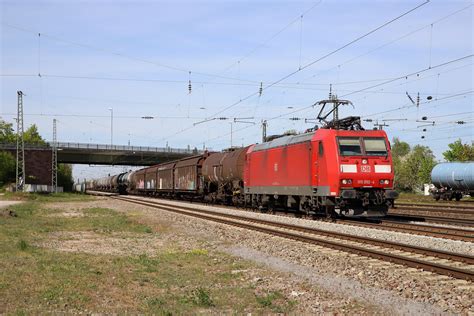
(0, 142, 203, 154)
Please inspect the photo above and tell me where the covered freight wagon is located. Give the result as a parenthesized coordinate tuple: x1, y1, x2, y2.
(174, 155, 207, 193)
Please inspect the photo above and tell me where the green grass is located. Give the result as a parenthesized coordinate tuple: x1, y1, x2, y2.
(17, 240, 29, 251)
(190, 287, 215, 307)
(0, 196, 297, 314)
(255, 291, 296, 313)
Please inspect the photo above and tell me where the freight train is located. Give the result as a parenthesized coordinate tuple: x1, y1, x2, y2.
(89, 117, 398, 217)
(430, 162, 474, 201)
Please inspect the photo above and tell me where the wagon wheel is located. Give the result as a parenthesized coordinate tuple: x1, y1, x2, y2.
(325, 205, 336, 220)
(267, 202, 276, 215)
(455, 193, 462, 201)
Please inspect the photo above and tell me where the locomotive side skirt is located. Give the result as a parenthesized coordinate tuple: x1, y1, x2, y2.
(244, 185, 330, 196)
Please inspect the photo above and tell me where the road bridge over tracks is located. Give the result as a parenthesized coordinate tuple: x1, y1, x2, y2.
(0, 142, 202, 166)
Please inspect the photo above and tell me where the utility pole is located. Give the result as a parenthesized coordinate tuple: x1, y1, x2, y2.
(108, 107, 113, 146)
(261, 120, 267, 143)
(52, 119, 58, 193)
(230, 122, 233, 148)
(16, 91, 25, 192)
(328, 84, 339, 121)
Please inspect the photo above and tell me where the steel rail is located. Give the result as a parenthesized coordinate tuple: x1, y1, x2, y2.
(388, 214, 474, 227)
(397, 201, 474, 210)
(395, 207, 474, 215)
(333, 219, 474, 242)
(114, 196, 474, 281)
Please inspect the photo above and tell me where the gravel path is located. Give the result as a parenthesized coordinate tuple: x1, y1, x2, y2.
(227, 246, 447, 315)
(0, 200, 21, 209)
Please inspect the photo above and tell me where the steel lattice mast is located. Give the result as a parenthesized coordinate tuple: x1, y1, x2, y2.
(16, 91, 25, 192)
(52, 118, 58, 193)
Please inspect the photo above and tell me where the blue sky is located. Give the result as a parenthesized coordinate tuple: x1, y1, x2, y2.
(1, 0, 473, 180)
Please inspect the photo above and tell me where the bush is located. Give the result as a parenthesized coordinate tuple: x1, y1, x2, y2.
(191, 287, 214, 307)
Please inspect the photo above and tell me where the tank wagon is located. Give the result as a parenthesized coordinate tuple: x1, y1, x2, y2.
(430, 162, 474, 201)
(92, 117, 398, 217)
(94, 171, 135, 194)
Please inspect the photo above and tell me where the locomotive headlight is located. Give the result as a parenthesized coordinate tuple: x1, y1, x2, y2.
(341, 179, 352, 185)
(362, 159, 368, 164)
(379, 179, 390, 185)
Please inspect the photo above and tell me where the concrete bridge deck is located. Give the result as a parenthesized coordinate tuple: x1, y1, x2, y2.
(0, 142, 202, 166)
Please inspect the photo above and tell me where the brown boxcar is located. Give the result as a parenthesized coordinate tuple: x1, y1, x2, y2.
(157, 162, 175, 191)
(133, 169, 146, 191)
(174, 155, 205, 192)
(144, 166, 159, 191)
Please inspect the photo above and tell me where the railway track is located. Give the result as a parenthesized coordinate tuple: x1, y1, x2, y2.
(334, 218, 474, 242)
(397, 201, 474, 210)
(113, 195, 474, 282)
(387, 214, 474, 227)
(90, 190, 473, 238)
(394, 202, 474, 216)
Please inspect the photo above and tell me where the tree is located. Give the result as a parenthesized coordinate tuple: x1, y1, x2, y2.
(24, 124, 46, 145)
(391, 137, 410, 158)
(442, 139, 474, 162)
(392, 141, 436, 192)
(58, 164, 74, 192)
(0, 119, 16, 143)
(0, 151, 16, 186)
(0, 119, 17, 187)
(0, 120, 46, 145)
(391, 138, 411, 191)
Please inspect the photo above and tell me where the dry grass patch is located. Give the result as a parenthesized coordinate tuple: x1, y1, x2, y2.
(38, 231, 166, 256)
(0, 195, 300, 314)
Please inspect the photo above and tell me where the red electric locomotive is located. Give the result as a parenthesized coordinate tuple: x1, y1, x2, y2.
(244, 120, 398, 217)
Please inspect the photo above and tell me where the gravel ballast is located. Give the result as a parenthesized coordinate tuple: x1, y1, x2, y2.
(126, 196, 474, 255)
(74, 197, 474, 314)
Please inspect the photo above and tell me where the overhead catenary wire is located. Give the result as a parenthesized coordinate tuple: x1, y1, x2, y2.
(1, 0, 323, 87)
(191, 0, 429, 131)
(201, 60, 473, 146)
(341, 54, 473, 99)
(1, 22, 254, 83)
(218, 0, 323, 75)
(362, 88, 473, 118)
(303, 3, 472, 83)
(3, 0, 470, 152)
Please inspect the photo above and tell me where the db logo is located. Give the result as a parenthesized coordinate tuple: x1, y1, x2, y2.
(361, 165, 371, 173)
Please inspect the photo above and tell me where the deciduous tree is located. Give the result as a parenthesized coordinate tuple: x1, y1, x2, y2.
(442, 139, 474, 162)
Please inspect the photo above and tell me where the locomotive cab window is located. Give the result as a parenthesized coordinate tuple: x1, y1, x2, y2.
(363, 138, 387, 156)
(338, 137, 362, 156)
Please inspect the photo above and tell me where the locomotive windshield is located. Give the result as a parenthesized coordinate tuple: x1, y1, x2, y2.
(363, 138, 387, 156)
(338, 137, 362, 155)
(338, 137, 388, 156)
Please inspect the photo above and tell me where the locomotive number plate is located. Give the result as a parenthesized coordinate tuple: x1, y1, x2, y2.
(361, 165, 371, 173)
